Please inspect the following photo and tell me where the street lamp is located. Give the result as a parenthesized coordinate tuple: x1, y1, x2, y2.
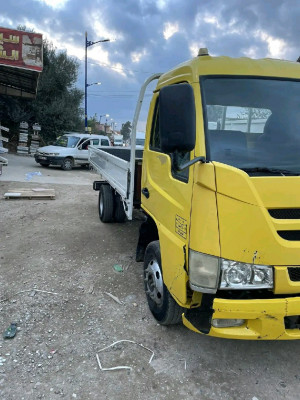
(85, 31, 110, 132)
(111, 121, 117, 131)
(86, 82, 101, 88)
(99, 113, 109, 125)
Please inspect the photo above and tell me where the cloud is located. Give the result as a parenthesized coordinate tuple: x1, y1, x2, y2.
(35, 0, 69, 9)
(163, 22, 179, 40)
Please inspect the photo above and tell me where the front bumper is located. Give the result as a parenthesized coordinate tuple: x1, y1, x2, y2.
(34, 154, 65, 166)
(183, 296, 300, 340)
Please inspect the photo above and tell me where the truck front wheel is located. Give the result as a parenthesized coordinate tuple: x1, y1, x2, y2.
(144, 241, 183, 325)
(98, 184, 114, 223)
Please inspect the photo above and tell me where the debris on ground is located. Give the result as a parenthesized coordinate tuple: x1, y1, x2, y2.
(96, 339, 155, 372)
(179, 358, 187, 370)
(4, 188, 55, 200)
(25, 171, 42, 181)
(0, 289, 60, 303)
(104, 292, 122, 305)
(3, 323, 17, 339)
(113, 264, 123, 272)
(0, 357, 6, 366)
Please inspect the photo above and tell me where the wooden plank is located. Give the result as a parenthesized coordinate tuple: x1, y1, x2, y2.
(4, 188, 55, 200)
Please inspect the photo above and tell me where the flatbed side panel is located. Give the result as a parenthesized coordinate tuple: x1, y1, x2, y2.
(89, 146, 129, 199)
(99, 147, 143, 162)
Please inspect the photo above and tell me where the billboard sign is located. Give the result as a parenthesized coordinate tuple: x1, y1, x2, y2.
(0, 27, 43, 72)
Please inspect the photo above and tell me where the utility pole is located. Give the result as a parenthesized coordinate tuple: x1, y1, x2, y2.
(85, 32, 110, 132)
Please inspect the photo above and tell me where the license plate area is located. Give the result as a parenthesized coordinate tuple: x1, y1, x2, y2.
(39, 156, 47, 160)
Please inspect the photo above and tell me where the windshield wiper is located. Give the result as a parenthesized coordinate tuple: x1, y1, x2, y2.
(241, 167, 300, 176)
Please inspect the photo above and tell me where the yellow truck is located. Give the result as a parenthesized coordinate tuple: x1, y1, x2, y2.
(89, 48, 300, 340)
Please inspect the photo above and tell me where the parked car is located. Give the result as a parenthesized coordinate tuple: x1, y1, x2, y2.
(34, 133, 111, 170)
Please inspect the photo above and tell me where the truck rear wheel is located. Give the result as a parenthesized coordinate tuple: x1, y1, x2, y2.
(114, 193, 126, 223)
(99, 184, 114, 223)
(144, 241, 183, 325)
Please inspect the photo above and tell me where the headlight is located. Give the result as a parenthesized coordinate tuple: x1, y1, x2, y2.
(220, 260, 273, 290)
(48, 153, 59, 156)
(189, 250, 220, 293)
(188, 250, 273, 293)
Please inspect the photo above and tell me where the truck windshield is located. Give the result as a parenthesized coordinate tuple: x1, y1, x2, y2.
(202, 77, 300, 175)
(53, 135, 79, 148)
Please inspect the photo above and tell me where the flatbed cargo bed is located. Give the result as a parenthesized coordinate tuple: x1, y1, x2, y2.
(89, 73, 162, 221)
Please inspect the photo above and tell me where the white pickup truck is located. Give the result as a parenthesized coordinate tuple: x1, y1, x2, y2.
(35, 132, 111, 170)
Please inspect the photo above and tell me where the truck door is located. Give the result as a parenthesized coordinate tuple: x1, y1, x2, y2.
(141, 92, 195, 304)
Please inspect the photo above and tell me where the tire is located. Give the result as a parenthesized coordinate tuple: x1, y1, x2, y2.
(114, 193, 126, 223)
(39, 163, 50, 167)
(61, 157, 73, 171)
(144, 241, 183, 325)
(98, 184, 114, 222)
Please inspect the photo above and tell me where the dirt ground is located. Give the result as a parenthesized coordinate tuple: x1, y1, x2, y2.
(0, 155, 299, 400)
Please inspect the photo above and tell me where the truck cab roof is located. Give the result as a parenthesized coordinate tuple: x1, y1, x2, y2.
(156, 53, 300, 90)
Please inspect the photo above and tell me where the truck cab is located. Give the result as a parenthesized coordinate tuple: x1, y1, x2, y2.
(139, 50, 300, 339)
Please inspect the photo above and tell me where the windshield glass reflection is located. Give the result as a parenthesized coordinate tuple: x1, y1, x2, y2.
(202, 77, 300, 175)
(54, 135, 79, 148)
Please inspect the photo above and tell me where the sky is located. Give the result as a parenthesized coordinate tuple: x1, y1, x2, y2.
(1, 0, 300, 131)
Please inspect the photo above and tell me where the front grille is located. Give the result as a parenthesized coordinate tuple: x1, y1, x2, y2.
(269, 209, 300, 219)
(288, 267, 300, 281)
(277, 231, 300, 241)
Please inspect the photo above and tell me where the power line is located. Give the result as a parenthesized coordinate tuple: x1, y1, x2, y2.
(78, 57, 157, 75)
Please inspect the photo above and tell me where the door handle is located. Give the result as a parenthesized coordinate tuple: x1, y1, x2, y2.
(142, 187, 150, 199)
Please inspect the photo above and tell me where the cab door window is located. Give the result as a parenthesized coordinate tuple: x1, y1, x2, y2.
(101, 138, 109, 146)
(149, 98, 189, 182)
(78, 138, 90, 149)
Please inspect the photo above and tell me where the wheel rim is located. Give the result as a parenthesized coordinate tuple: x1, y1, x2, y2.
(144, 259, 164, 306)
(64, 159, 72, 169)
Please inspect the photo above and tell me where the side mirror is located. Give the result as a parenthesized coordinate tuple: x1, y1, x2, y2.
(159, 83, 196, 153)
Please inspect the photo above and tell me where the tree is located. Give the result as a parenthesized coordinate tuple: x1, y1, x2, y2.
(238, 108, 271, 120)
(0, 36, 84, 144)
(32, 41, 84, 142)
(87, 113, 101, 134)
(120, 121, 132, 141)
